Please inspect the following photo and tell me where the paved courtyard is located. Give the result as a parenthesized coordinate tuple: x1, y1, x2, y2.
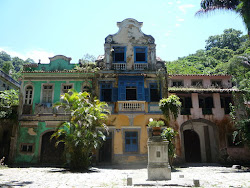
(0, 164, 249, 187)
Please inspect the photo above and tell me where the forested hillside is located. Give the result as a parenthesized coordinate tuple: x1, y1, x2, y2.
(0, 51, 34, 81)
(166, 28, 250, 91)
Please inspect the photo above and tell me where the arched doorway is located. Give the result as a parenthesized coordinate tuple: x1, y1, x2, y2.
(184, 130, 201, 162)
(40, 131, 65, 164)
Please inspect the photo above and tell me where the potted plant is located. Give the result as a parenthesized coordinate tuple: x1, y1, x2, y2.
(148, 118, 165, 136)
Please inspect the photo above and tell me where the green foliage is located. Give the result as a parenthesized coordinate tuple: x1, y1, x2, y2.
(230, 92, 250, 146)
(0, 89, 19, 119)
(52, 90, 110, 170)
(161, 127, 178, 166)
(159, 95, 181, 121)
(148, 119, 165, 127)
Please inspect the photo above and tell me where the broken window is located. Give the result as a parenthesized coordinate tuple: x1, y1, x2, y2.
(134, 47, 147, 62)
(125, 131, 138, 152)
(199, 95, 214, 115)
(113, 46, 126, 62)
(180, 97, 192, 115)
(211, 80, 222, 88)
(191, 80, 203, 87)
(42, 85, 53, 105)
(172, 80, 184, 87)
(150, 83, 160, 102)
(100, 83, 112, 102)
(126, 86, 137, 100)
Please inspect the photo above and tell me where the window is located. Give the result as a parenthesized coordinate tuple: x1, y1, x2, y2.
(126, 86, 137, 100)
(150, 83, 160, 102)
(20, 144, 34, 153)
(221, 96, 232, 114)
(125, 131, 138, 152)
(100, 83, 112, 102)
(62, 84, 72, 94)
(180, 97, 192, 115)
(134, 47, 147, 63)
(211, 80, 222, 88)
(113, 46, 126, 62)
(42, 85, 53, 104)
(199, 96, 214, 115)
(172, 80, 183, 87)
(191, 80, 203, 87)
(24, 86, 33, 105)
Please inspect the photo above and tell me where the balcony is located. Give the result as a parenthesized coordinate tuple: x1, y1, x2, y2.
(134, 63, 148, 70)
(118, 101, 146, 112)
(113, 63, 126, 70)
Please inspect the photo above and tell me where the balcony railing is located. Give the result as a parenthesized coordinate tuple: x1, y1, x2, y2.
(134, 63, 148, 70)
(118, 101, 146, 112)
(113, 63, 126, 70)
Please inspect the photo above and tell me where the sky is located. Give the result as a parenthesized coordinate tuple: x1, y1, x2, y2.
(0, 0, 247, 63)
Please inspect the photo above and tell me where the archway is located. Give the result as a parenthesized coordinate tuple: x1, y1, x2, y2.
(184, 130, 201, 162)
(40, 131, 65, 164)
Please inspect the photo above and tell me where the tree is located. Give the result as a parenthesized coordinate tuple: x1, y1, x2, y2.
(52, 90, 110, 170)
(1, 61, 15, 75)
(0, 89, 19, 119)
(0, 51, 11, 62)
(197, 0, 250, 37)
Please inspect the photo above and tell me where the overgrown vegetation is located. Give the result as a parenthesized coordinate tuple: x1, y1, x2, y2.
(51, 90, 110, 170)
(0, 89, 19, 119)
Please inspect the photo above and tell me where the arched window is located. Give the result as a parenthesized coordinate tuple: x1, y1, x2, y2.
(25, 86, 33, 105)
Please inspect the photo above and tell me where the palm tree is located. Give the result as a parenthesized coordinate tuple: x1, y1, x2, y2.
(197, 0, 250, 37)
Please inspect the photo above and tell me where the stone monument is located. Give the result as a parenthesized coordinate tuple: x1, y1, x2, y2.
(147, 136, 171, 180)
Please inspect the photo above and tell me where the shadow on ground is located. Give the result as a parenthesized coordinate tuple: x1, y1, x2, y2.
(0, 181, 33, 187)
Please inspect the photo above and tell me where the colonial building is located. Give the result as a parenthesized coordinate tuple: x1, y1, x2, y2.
(14, 18, 250, 165)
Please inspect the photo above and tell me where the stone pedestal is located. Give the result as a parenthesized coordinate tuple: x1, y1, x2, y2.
(147, 136, 171, 180)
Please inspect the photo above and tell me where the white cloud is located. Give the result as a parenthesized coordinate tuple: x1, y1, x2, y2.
(178, 4, 195, 13)
(0, 47, 54, 63)
(168, 2, 173, 5)
(177, 18, 185, 22)
(175, 23, 181, 27)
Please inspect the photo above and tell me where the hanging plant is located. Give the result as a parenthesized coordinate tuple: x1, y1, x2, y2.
(159, 95, 182, 121)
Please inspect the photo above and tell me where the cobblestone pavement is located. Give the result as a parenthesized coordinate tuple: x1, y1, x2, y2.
(0, 164, 249, 187)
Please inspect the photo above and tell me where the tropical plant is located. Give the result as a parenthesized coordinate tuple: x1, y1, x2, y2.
(159, 95, 182, 121)
(51, 90, 110, 170)
(230, 91, 250, 146)
(161, 127, 178, 166)
(197, 0, 250, 37)
(0, 89, 19, 119)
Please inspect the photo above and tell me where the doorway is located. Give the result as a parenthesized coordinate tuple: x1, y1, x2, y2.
(40, 131, 65, 164)
(98, 133, 112, 163)
(184, 130, 201, 162)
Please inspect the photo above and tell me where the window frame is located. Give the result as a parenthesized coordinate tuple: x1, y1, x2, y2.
(211, 80, 222, 88)
(149, 83, 161, 102)
(24, 85, 34, 105)
(124, 130, 139, 153)
(61, 83, 73, 95)
(191, 80, 203, 87)
(20, 143, 34, 154)
(113, 46, 126, 63)
(100, 82, 113, 102)
(134, 46, 147, 63)
(172, 80, 184, 87)
(41, 83, 54, 105)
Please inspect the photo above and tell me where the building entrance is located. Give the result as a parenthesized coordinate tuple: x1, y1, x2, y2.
(98, 133, 112, 163)
(184, 130, 201, 162)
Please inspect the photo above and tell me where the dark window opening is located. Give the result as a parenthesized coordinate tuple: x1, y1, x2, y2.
(126, 86, 137, 100)
(20, 144, 33, 153)
(199, 96, 214, 115)
(113, 47, 125, 62)
(125, 131, 138, 152)
(221, 96, 232, 114)
(180, 97, 192, 115)
(172, 80, 183, 87)
(211, 80, 222, 88)
(135, 47, 146, 62)
(192, 80, 203, 87)
(150, 84, 160, 102)
(101, 89, 112, 102)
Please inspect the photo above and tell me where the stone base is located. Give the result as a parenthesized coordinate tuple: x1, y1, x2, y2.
(147, 165, 171, 180)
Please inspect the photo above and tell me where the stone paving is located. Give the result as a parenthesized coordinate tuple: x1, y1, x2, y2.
(0, 164, 249, 187)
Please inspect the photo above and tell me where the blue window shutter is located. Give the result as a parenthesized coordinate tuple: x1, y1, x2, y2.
(118, 81, 126, 101)
(125, 132, 138, 152)
(145, 88, 149, 102)
(112, 88, 118, 102)
(137, 81, 144, 101)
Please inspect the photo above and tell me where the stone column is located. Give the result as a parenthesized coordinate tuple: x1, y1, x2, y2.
(147, 136, 171, 180)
